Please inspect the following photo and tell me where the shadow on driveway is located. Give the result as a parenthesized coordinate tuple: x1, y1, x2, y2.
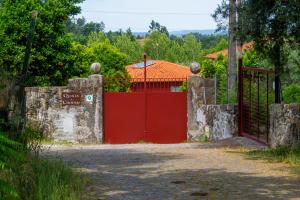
(44, 144, 300, 200)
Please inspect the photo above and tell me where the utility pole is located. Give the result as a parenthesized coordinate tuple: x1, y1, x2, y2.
(228, 0, 237, 103)
(236, 0, 242, 58)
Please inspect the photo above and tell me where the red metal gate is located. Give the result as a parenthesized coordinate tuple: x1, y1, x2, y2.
(104, 78, 187, 144)
(239, 66, 275, 144)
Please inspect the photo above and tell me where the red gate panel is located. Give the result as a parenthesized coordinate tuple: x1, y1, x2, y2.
(145, 92, 187, 143)
(104, 92, 187, 144)
(104, 93, 145, 144)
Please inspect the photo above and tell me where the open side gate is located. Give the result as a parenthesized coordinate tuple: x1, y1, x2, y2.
(239, 66, 275, 144)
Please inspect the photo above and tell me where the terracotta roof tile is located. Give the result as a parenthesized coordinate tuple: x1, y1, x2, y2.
(126, 60, 191, 82)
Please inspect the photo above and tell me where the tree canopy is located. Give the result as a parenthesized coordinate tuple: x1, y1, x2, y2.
(213, 0, 300, 64)
(0, 0, 84, 86)
(113, 33, 143, 63)
(213, 0, 300, 102)
(148, 20, 169, 36)
(66, 17, 105, 44)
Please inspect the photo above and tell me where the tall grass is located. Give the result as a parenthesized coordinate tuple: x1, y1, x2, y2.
(32, 159, 84, 200)
(0, 128, 86, 200)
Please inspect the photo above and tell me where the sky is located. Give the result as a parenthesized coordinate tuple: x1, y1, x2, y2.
(79, 0, 223, 32)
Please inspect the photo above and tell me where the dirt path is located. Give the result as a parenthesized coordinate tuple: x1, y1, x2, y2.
(43, 138, 300, 200)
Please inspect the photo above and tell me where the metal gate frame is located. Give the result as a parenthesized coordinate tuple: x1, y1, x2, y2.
(238, 65, 275, 144)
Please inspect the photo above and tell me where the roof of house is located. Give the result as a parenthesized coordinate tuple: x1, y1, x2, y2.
(126, 60, 191, 82)
(206, 42, 254, 60)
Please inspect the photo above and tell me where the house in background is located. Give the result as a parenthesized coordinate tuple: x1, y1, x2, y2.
(126, 60, 191, 92)
(206, 42, 253, 60)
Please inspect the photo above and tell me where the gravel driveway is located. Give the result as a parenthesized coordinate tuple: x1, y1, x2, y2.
(43, 138, 300, 200)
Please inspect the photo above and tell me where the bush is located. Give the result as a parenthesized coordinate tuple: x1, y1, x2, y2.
(200, 56, 228, 104)
(283, 84, 300, 103)
(200, 59, 216, 78)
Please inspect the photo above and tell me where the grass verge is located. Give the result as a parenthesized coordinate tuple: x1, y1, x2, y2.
(2, 156, 86, 200)
(32, 159, 84, 200)
(246, 146, 300, 175)
(0, 129, 86, 200)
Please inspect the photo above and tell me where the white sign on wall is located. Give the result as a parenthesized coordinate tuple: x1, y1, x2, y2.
(85, 95, 93, 103)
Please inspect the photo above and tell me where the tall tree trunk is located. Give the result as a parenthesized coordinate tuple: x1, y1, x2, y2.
(228, 0, 237, 102)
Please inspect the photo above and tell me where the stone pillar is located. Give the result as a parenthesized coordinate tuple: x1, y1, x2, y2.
(68, 75, 103, 143)
(187, 75, 216, 141)
(270, 104, 300, 148)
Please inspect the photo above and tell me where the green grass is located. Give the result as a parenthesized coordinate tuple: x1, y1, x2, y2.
(5, 157, 86, 200)
(246, 146, 300, 175)
(32, 159, 84, 200)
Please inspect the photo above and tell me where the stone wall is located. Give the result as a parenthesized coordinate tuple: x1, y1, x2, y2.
(25, 75, 103, 143)
(188, 104, 238, 142)
(270, 104, 300, 148)
(187, 74, 238, 141)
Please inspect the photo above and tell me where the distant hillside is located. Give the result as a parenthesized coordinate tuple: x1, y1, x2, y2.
(133, 29, 226, 37)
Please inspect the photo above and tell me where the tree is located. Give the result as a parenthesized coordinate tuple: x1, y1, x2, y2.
(144, 32, 204, 65)
(0, 0, 84, 86)
(182, 34, 203, 63)
(106, 29, 123, 43)
(72, 40, 129, 78)
(144, 31, 171, 60)
(66, 17, 105, 44)
(148, 20, 169, 36)
(191, 33, 228, 51)
(87, 32, 110, 46)
(113, 34, 143, 63)
(165, 40, 184, 63)
(240, 0, 300, 102)
(71, 41, 130, 91)
(213, 0, 300, 103)
(125, 28, 136, 41)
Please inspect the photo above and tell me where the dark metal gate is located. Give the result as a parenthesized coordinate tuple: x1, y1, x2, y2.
(239, 66, 275, 144)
